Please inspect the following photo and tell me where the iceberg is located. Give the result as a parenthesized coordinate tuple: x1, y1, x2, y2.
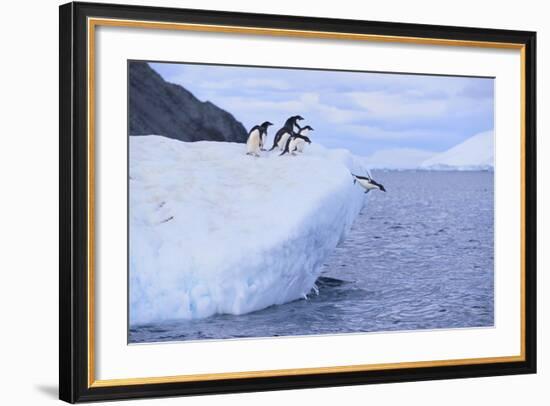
(420, 131, 494, 170)
(129, 136, 368, 325)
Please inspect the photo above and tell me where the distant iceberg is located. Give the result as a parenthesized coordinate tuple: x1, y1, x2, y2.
(129, 136, 368, 325)
(420, 131, 494, 171)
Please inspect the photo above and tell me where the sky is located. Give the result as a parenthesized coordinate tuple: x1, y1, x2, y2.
(150, 61, 494, 167)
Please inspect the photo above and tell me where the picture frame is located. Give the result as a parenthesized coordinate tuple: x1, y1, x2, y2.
(59, 1, 537, 403)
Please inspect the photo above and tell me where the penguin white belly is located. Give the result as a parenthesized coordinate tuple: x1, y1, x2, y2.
(246, 129, 261, 156)
(295, 138, 306, 152)
(288, 138, 299, 154)
(279, 132, 291, 150)
(357, 178, 378, 190)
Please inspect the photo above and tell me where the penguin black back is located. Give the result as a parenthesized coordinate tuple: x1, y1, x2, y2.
(284, 115, 304, 130)
(248, 124, 261, 135)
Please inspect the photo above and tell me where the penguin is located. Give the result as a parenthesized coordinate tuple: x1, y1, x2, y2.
(293, 125, 314, 153)
(280, 134, 312, 156)
(246, 121, 273, 157)
(352, 172, 386, 193)
(269, 115, 304, 151)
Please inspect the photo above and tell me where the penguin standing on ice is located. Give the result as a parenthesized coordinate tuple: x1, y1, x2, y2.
(352, 172, 386, 193)
(246, 121, 273, 157)
(269, 115, 304, 151)
(280, 133, 312, 156)
(293, 125, 314, 153)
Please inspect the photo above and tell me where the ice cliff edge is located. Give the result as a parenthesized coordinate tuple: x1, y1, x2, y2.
(129, 136, 368, 324)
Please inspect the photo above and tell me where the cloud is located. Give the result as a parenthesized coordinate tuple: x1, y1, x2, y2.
(457, 80, 494, 98)
(348, 91, 448, 119)
(342, 124, 440, 141)
(148, 62, 494, 156)
(179, 77, 292, 91)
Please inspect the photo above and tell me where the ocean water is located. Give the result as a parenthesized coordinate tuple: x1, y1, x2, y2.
(129, 170, 494, 343)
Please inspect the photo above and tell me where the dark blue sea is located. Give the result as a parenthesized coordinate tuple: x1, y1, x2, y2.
(129, 170, 494, 343)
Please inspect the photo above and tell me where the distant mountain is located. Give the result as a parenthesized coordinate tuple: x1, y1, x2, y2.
(129, 62, 248, 143)
(420, 131, 494, 170)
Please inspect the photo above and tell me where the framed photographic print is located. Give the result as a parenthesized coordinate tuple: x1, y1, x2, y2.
(59, 1, 537, 403)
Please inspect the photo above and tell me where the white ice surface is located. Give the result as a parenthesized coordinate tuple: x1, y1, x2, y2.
(420, 131, 494, 170)
(129, 136, 367, 324)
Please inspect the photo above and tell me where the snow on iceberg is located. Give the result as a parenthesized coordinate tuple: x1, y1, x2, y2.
(129, 136, 368, 325)
(420, 130, 494, 170)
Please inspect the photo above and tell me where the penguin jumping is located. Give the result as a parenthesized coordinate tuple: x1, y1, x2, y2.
(352, 172, 386, 193)
(269, 115, 304, 151)
(246, 121, 273, 157)
(280, 133, 312, 156)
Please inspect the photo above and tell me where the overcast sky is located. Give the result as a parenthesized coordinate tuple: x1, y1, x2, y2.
(150, 61, 494, 165)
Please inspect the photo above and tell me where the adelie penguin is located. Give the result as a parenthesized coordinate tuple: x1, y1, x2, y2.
(280, 126, 314, 156)
(294, 125, 314, 153)
(269, 115, 304, 151)
(352, 173, 386, 194)
(246, 121, 273, 157)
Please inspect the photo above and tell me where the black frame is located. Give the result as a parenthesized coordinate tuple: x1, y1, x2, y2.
(60, 1, 537, 403)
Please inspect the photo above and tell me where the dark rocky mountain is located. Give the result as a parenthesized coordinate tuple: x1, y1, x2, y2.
(129, 62, 248, 143)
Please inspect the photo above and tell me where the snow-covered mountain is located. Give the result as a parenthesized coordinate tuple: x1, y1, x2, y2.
(129, 136, 368, 324)
(420, 131, 494, 170)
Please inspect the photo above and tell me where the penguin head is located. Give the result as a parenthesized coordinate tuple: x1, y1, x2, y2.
(261, 121, 273, 128)
(302, 135, 312, 144)
(302, 125, 314, 131)
(294, 115, 304, 121)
